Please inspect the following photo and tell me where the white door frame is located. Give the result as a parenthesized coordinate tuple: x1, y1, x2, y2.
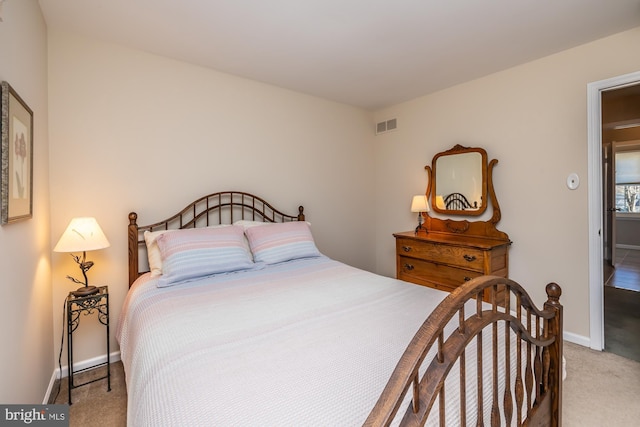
(587, 70, 640, 350)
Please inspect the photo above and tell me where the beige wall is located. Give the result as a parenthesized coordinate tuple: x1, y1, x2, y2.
(47, 31, 376, 363)
(373, 26, 640, 341)
(6, 2, 637, 389)
(0, 0, 52, 403)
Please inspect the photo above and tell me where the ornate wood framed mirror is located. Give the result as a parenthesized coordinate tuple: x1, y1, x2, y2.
(424, 144, 508, 240)
(431, 145, 487, 215)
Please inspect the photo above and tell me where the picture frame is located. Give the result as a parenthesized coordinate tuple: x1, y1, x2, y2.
(1, 81, 33, 224)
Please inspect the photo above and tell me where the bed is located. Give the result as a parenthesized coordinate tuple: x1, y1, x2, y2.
(118, 191, 563, 426)
(443, 192, 477, 211)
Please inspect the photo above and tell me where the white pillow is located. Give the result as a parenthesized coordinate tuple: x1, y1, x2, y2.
(234, 220, 311, 230)
(233, 220, 269, 229)
(144, 229, 174, 277)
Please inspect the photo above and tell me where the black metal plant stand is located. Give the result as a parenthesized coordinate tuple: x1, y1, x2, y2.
(66, 285, 111, 404)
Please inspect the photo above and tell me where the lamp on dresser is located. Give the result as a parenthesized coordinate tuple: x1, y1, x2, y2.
(54, 217, 110, 297)
(410, 195, 429, 234)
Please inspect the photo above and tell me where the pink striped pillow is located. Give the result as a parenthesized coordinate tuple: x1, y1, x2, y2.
(244, 221, 321, 265)
(156, 225, 255, 287)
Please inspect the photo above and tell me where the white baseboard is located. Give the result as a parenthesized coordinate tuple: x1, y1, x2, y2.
(616, 244, 640, 251)
(43, 370, 59, 405)
(563, 331, 591, 348)
(43, 350, 121, 404)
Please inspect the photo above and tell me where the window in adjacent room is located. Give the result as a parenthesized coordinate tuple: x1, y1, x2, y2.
(615, 149, 640, 213)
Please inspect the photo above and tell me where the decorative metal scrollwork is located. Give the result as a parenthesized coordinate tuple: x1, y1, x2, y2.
(68, 311, 81, 333)
(67, 287, 110, 331)
(97, 305, 109, 326)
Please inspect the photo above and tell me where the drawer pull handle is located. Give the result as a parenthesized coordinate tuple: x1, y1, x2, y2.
(463, 254, 477, 262)
(404, 263, 415, 271)
(402, 246, 412, 252)
(464, 276, 472, 281)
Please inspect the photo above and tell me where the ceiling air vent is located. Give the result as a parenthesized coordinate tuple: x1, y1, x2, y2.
(376, 118, 398, 135)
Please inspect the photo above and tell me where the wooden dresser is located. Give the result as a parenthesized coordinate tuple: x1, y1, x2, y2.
(403, 144, 512, 303)
(394, 230, 510, 301)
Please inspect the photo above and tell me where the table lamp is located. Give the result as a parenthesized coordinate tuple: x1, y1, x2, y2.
(54, 217, 110, 296)
(411, 195, 430, 234)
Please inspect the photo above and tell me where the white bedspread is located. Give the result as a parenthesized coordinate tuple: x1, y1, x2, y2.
(117, 257, 516, 426)
(117, 257, 455, 426)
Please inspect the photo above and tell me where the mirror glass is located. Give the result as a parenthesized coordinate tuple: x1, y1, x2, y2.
(432, 146, 487, 216)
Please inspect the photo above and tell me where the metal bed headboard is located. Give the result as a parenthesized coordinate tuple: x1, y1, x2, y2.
(127, 191, 305, 286)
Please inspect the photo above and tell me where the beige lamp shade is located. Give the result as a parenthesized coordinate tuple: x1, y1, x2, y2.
(435, 195, 445, 209)
(410, 195, 429, 213)
(54, 217, 110, 253)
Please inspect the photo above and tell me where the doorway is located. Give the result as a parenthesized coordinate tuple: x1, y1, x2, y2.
(601, 85, 640, 362)
(602, 86, 640, 273)
(588, 71, 640, 353)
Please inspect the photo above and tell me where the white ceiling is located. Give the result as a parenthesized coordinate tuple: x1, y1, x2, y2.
(38, 0, 640, 110)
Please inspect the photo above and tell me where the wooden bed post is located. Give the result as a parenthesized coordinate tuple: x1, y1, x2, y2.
(544, 282, 563, 427)
(128, 212, 139, 287)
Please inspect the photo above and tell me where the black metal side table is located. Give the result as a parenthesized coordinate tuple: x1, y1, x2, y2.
(66, 285, 111, 404)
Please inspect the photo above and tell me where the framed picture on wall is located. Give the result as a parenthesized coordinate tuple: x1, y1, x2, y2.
(1, 81, 33, 224)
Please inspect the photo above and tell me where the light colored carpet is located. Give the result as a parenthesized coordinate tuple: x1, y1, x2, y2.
(51, 342, 640, 426)
(563, 341, 640, 426)
(51, 362, 126, 427)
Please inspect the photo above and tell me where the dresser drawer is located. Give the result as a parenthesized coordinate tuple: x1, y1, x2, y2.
(397, 256, 482, 289)
(396, 237, 485, 271)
